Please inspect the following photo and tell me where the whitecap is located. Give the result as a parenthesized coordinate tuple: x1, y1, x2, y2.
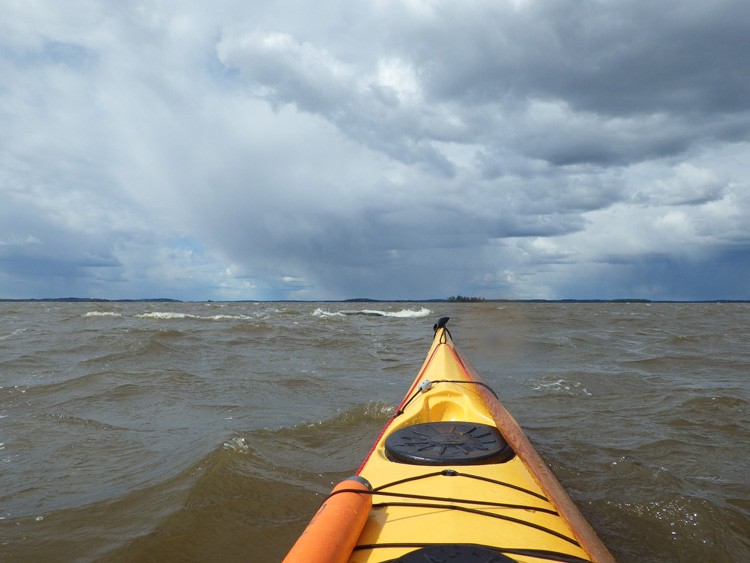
(136, 312, 254, 321)
(312, 308, 345, 318)
(532, 378, 592, 396)
(377, 307, 432, 318)
(313, 307, 432, 319)
(82, 311, 122, 317)
(0, 328, 27, 340)
(223, 437, 251, 454)
(136, 312, 191, 320)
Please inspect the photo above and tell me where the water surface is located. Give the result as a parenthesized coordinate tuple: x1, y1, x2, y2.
(1, 302, 748, 562)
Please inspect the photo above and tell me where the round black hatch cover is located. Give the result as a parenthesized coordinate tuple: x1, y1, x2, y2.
(384, 544, 518, 562)
(384, 422, 514, 465)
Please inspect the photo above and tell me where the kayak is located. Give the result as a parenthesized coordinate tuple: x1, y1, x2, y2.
(284, 318, 615, 563)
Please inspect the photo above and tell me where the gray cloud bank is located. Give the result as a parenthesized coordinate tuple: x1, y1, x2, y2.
(1, 0, 749, 300)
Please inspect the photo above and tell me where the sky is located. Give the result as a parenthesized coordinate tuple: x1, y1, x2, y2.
(2, 0, 749, 301)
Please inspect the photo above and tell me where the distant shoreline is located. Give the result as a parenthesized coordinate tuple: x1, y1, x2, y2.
(1, 298, 748, 304)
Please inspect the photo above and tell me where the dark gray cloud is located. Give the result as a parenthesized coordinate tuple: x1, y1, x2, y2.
(561, 246, 750, 301)
(1, 0, 749, 300)
(216, 1, 750, 170)
(411, 1, 750, 116)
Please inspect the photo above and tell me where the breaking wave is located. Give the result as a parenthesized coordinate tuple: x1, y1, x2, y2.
(135, 312, 254, 321)
(313, 307, 432, 318)
(82, 311, 122, 317)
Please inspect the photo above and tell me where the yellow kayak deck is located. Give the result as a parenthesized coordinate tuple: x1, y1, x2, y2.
(349, 320, 614, 563)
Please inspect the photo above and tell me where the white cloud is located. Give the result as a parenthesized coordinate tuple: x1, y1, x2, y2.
(371, 57, 422, 104)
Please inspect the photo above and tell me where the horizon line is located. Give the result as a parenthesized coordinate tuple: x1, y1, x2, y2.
(1, 297, 749, 304)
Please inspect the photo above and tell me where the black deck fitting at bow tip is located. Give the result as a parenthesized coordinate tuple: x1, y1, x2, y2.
(433, 317, 450, 332)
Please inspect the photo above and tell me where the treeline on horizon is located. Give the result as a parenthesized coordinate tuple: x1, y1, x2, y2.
(446, 295, 486, 302)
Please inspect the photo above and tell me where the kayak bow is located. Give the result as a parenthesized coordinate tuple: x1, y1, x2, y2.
(284, 318, 615, 563)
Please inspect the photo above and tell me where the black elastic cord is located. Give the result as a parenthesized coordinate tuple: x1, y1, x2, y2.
(394, 379, 499, 417)
(327, 488, 557, 515)
(372, 470, 446, 490)
(381, 493, 556, 514)
(439, 379, 499, 398)
(323, 470, 552, 505)
(367, 501, 580, 546)
(321, 481, 574, 544)
(352, 543, 592, 563)
(374, 469, 550, 502)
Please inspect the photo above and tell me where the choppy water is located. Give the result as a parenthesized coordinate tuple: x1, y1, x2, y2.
(1, 301, 748, 562)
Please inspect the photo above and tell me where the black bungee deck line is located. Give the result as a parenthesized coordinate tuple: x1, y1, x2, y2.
(394, 378, 500, 418)
(368, 501, 581, 546)
(352, 543, 593, 563)
(325, 469, 553, 503)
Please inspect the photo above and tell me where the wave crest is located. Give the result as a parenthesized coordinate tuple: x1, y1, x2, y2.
(135, 312, 253, 321)
(82, 311, 122, 317)
(313, 307, 432, 319)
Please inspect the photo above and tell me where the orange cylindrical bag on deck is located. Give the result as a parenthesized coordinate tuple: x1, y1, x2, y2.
(282, 476, 372, 563)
